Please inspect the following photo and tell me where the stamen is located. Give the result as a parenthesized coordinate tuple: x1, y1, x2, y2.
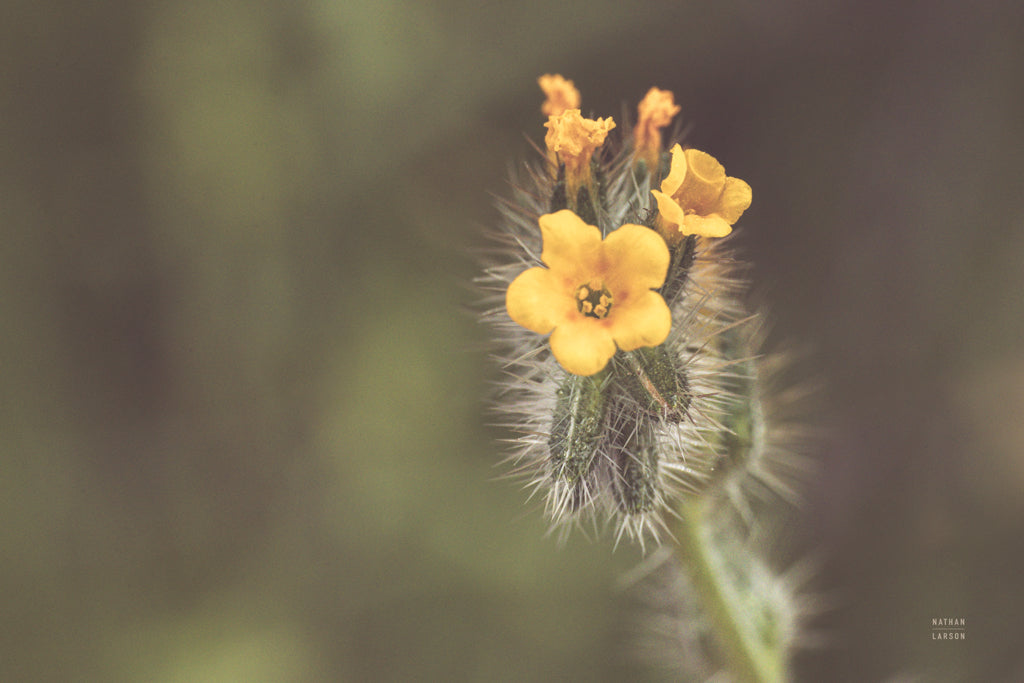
(574, 282, 613, 319)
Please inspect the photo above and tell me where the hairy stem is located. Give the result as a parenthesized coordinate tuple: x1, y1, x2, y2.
(673, 499, 784, 683)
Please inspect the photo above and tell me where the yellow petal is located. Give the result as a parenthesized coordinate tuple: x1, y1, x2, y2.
(715, 176, 752, 224)
(539, 210, 603, 278)
(610, 291, 671, 351)
(651, 188, 686, 228)
(660, 143, 687, 196)
(637, 88, 680, 129)
(601, 224, 670, 293)
(506, 267, 564, 334)
(544, 111, 615, 158)
(634, 88, 680, 166)
(684, 148, 727, 187)
(676, 149, 727, 212)
(681, 213, 732, 238)
(538, 74, 580, 117)
(550, 319, 617, 376)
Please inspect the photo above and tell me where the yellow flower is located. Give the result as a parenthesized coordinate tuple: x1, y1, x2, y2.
(651, 143, 752, 243)
(633, 87, 680, 169)
(538, 74, 581, 117)
(506, 210, 671, 376)
(544, 109, 616, 201)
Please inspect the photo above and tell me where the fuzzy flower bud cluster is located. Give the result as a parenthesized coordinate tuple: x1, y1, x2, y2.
(482, 75, 806, 548)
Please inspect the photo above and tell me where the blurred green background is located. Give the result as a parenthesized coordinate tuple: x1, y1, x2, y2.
(2, 1, 1023, 681)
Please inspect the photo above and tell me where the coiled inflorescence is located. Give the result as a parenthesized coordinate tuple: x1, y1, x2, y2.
(478, 76, 788, 545)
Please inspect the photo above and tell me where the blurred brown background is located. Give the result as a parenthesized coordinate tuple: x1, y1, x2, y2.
(2, 1, 1023, 680)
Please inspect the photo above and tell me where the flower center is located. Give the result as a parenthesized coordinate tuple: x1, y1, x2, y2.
(575, 281, 613, 319)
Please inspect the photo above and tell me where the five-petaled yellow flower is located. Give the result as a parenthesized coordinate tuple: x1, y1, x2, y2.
(651, 143, 752, 243)
(506, 210, 671, 376)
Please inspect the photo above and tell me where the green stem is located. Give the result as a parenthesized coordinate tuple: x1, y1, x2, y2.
(673, 499, 784, 683)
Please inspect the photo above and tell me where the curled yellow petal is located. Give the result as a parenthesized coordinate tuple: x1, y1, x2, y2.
(634, 88, 680, 168)
(544, 110, 616, 198)
(538, 74, 580, 117)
